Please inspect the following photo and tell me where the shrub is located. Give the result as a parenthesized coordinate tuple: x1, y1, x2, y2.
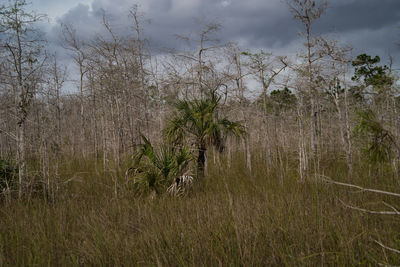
(130, 135, 193, 195)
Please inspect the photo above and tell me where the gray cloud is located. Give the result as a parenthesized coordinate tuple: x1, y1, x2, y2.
(42, 0, 400, 63)
(318, 0, 400, 33)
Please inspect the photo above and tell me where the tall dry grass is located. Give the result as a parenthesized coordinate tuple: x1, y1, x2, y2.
(0, 150, 399, 266)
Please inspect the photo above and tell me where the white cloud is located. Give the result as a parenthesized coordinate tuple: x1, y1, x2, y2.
(221, 1, 231, 8)
(31, 0, 93, 22)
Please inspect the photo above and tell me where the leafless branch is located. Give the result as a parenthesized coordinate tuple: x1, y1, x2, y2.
(320, 175, 400, 198)
(374, 239, 400, 254)
(338, 199, 400, 216)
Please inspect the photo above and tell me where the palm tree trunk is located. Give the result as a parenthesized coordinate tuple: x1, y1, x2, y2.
(197, 145, 206, 178)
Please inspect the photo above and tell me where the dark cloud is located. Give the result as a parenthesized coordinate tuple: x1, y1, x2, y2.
(318, 0, 400, 33)
(43, 0, 400, 62)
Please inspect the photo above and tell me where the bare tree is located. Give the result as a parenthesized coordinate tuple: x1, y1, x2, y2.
(44, 53, 67, 194)
(82, 9, 151, 167)
(318, 38, 354, 174)
(0, 0, 46, 198)
(61, 23, 88, 155)
(129, 5, 151, 135)
(242, 50, 288, 115)
(286, 0, 327, 159)
(224, 43, 248, 103)
(175, 22, 225, 97)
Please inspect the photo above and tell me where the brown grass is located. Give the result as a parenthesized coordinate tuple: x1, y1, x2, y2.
(0, 151, 399, 266)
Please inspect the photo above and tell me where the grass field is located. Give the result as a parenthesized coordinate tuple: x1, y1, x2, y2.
(0, 152, 399, 266)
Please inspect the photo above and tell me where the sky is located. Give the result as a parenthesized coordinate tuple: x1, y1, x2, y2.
(29, 0, 400, 67)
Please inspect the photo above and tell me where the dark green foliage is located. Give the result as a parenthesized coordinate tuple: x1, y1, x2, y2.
(269, 87, 297, 111)
(133, 135, 192, 194)
(349, 85, 365, 104)
(241, 50, 272, 70)
(353, 109, 396, 164)
(325, 78, 344, 95)
(0, 157, 17, 191)
(352, 54, 393, 88)
(165, 91, 246, 176)
(254, 87, 297, 114)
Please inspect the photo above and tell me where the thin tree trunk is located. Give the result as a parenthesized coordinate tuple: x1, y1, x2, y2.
(79, 64, 85, 157)
(197, 142, 206, 178)
(306, 24, 319, 161)
(17, 122, 25, 199)
(343, 66, 353, 175)
(297, 96, 307, 180)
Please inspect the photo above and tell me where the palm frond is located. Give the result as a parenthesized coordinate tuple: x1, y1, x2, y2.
(218, 118, 247, 137)
(163, 90, 246, 176)
(132, 134, 194, 195)
(135, 134, 158, 166)
(174, 146, 193, 174)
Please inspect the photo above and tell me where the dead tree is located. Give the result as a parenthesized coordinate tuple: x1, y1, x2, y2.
(286, 0, 327, 163)
(242, 50, 288, 116)
(61, 23, 88, 155)
(0, 0, 46, 198)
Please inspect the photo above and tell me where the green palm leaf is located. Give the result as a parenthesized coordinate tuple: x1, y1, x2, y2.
(164, 90, 246, 176)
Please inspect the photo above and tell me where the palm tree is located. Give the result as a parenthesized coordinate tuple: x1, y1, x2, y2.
(165, 91, 246, 177)
(133, 135, 192, 195)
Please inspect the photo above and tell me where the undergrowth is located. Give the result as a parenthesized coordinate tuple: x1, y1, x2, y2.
(0, 151, 399, 266)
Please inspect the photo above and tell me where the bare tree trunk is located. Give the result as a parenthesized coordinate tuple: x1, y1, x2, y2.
(297, 96, 307, 180)
(245, 138, 252, 173)
(101, 116, 107, 173)
(306, 24, 319, 163)
(227, 138, 232, 169)
(287, 0, 328, 176)
(79, 64, 86, 157)
(343, 67, 353, 175)
(131, 8, 150, 135)
(17, 122, 25, 199)
(232, 47, 245, 101)
(88, 73, 99, 171)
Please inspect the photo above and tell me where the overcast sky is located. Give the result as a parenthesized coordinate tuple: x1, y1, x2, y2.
(30, 0, 400, 66)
